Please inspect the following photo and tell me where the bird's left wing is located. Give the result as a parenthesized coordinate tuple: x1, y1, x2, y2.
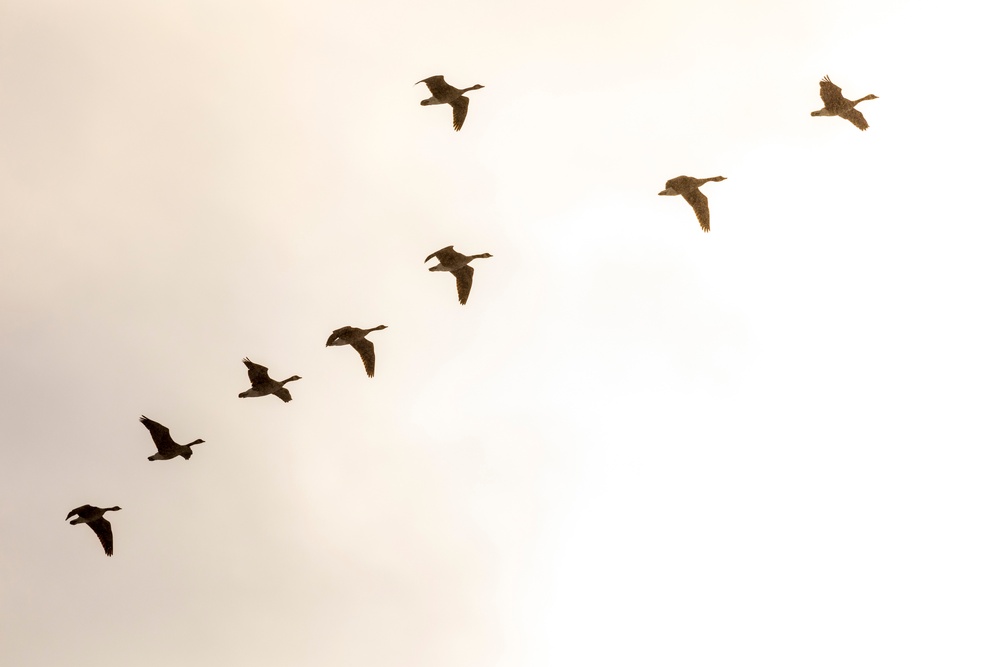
(840, 108, 869, 131)
(681, 189, 711, 232)
(351, 339, 376, 378)
(453, 266, 475, 305)
(89, 518, 114, 556)
(451, 96, 470, 131)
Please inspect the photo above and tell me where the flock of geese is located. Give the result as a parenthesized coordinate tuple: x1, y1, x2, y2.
(67, 74, 878, 556)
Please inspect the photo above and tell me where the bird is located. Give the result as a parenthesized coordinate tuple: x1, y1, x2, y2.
(424, 245, 493, 305)
(325, 325, 387, 378)
(66, 504, 121, 556)
(658, 176, 727, 232)
(239, 358, 301, 403)
(140, 416, 205, 461)
(416, 75, 485, 131)
(811, 76, 878, 131)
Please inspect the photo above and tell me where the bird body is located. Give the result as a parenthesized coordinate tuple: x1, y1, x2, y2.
(811, 76, 878, 131)
(424, 245, 493, 305)
(658, 175, 727, 232)
(66, 504, 121, 556)
(416, 75, 484, 131)
(140, 416, 205, 461)
(325, 325, 387, 377)
(239, 358, 301, 403)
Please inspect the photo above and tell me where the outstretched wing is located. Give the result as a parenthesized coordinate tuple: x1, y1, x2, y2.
(819, 76, 846, 108)
(680, 189, 711, 232)
(840, 108, 869, 131)
(273, 387, 293, 403)
(351, 339, 376, 378)
(140, 416, 174, 453)
(451, 96, 470, 131)
(243, 358, 272, 385)
(88, 518, 114, 556)
(453, 266, 475, 305)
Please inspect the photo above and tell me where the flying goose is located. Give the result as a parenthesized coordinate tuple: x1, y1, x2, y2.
(425, 245, 493, 305)
(140, 415, 205, 461)
(658, 175, 727, 232)
(811, 76, 878, 131)
(325, 325, 387, 378)
(416, 75, 485, 131)
(66, 504, 121, 556)
(239, 358, 301, 403)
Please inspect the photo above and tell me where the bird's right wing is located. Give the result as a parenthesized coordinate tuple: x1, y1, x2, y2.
(326, 327, 352, 346)
(140, 416, 173, 453)
(819, 76, 846, 108)
(417, 75, 451, 97)
(425, 246, 453, 262)
(243, 358, 271, 384)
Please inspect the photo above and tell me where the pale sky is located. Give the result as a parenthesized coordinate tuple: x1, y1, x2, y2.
(2, 0, 999, 665)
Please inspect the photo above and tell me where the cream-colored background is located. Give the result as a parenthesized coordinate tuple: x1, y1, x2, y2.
(2, 0, 998, 665)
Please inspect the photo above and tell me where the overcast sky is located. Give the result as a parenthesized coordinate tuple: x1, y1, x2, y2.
(2, 0, 999, 665)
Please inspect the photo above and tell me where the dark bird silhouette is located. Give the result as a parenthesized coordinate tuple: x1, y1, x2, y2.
(239, 358, 301, 403)
(658, 175, 727, 232)
(140, 416, 205, 461)
(66, 505, 121, 556)
(325, 325, 387, 378)
(416, 75, 485, 131)
(811, 76, 878, 131)
(424, 245, 493, 305)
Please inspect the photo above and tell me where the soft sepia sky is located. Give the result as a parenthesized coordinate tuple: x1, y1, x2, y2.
(2, 0, 998, 665)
